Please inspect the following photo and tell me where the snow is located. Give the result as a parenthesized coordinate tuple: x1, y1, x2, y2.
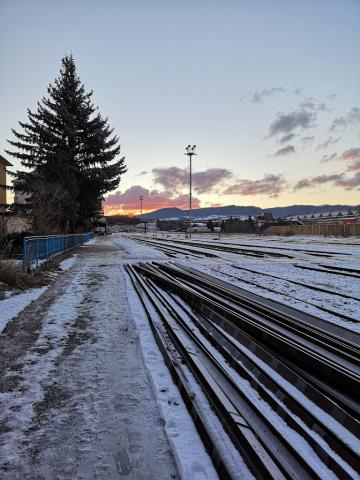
(0, 286, 47, 333)
(111, 235, 167, 260)
(0, 237, 212, 479)
(1, 234, 358, 479)
(0, 253, 78, 334)
(58, 253, 77, 271)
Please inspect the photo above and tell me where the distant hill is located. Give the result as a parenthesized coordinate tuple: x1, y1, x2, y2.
(138, 204, 356, 220)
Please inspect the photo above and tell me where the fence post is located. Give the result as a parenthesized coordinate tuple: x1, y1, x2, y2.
(23, 237, 26, 270)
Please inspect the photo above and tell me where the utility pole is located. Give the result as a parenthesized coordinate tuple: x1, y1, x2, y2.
(185, 145, 196, 238)
(139, 195, 145, 235)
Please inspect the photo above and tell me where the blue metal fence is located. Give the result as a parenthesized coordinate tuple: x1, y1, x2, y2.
(23, 233, 93, 270)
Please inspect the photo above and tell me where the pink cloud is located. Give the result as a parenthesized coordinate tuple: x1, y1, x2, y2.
(104, 185, 199, 214)
(223, 174, 287, 198)
(347, 160, 360, 172)
(339, 148, 360, 162)
(294, 174, 344, 190)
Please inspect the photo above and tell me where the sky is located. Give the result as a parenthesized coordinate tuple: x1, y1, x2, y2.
(1, 0, 359, 215)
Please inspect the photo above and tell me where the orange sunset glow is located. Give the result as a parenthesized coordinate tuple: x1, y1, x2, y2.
(103, 206, 152, 217)
(103, 185, 201, 217)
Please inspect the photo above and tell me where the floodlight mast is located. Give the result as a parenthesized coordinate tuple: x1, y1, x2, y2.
(185, 145, 196, 238)
(139, 195, 146, 235)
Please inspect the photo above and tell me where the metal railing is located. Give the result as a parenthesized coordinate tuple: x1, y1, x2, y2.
(23, 233, 93, 270)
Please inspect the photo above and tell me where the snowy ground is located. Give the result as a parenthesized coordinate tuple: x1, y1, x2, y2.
(0, 256, 77, 334)
(1, 233, 358, 479)
(0, 238, 220, 480)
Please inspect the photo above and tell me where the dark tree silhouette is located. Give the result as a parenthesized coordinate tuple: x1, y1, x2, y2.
(6, 55, 127, 232)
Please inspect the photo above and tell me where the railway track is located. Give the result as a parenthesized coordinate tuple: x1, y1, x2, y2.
(294, 263, 360, 279)
(129, 235, 360, 322)
(140, 262, 360, 411)
(201, 264, 360, 324)
(131, 236, 292, 259)
(227, 263, 360, 302)
(126, 262, 360, 480)
(131, 235, 360, 279)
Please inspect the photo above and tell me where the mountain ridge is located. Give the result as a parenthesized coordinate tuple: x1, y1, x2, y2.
(137, 204, 356, 220)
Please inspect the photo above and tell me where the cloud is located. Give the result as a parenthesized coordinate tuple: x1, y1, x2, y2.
(293, 88, 302, 95)
(313, 174, 344, 184)
(299, 97, 328, 112)
(293, 179, 312, 190)
(335, 171, 360, 190)
(321, 152, 338, 163)
(326, 94, 337, 101)
(152, 166, 232, 194)
(347, 160, 360, 172)
(316, 136, 341, 150)
(320, 148, 360, 173)
(250, 87, 285, 103)
(279, 133, 296, 144)
(272, 145, 295, 156)
(152, 167, 187, 192)
(301, 136, 315, 147)
(104, 185, 200, 214)
(294, 174, 344, 190)
(268, 109, 316, 137)
(192, 168, 232, 193)
(293, 171, 360, 191)
(223, 174, 287, 198)
(330, 107, 360, 131)
(338, 147, 360, 162)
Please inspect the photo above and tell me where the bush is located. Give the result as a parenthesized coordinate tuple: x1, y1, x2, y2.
(0, 261, 47, 290)
(0, 231, 32, 258)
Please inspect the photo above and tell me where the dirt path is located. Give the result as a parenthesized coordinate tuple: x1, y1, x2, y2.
(0, 238, 177, 479)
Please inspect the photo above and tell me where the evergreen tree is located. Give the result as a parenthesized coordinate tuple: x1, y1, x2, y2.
(6, 55, 126, 232)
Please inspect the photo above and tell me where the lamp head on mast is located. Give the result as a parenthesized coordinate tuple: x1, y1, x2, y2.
(185, 145, 197, 156)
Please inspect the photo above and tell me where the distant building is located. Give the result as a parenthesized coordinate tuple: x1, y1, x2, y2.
(286, 209, 357, 225)
(0, 154, 12, 212)
(13, 179, 29, 205)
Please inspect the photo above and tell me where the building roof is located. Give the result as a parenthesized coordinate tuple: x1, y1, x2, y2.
(0, 154, 12, 167)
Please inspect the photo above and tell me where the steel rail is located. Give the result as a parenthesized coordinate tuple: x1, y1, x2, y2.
(144, 262, 360, 418)
(131, 235, 360, 279)
(294, 263, 360, 279)
(127, 264, 359, 479)
(127, 265, 321, 479)
(136, 262, 360, 408)
(131, 236, 286, 259)
(131, 235, 360, 286)
(126, 265, 285, 479)
(203, 263, 359, 324)
(130, 236, 219, 258)
(150, 281, 360, 478)
(227, 263, 360, 303)
(178, 238, 354, 257)
(159, 262, 360, 354)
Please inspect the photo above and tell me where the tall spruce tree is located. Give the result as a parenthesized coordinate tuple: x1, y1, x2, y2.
(6, 55, 126, 233)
